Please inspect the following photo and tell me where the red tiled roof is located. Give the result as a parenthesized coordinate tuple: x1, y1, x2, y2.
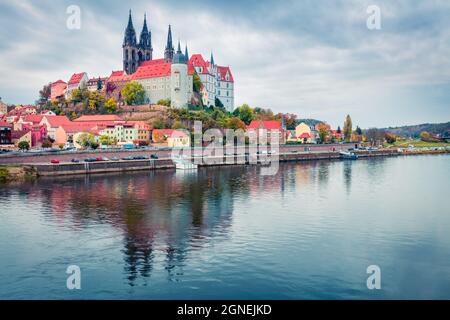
(299, 133, 311, 139)
(247, 120, 282, 130)
(52, 80, 66, 86)
(22, 115, 44, 124)
(153, 129, 188, 137)
(0, 121, 12, 127)
(61, 123, 98, 133)
(11, 129, 31, 139)
(217, 66, 234, 83)
(189, 54, 210, 74)
(74, 115, 123, 122)
(108, 70, 132, 82)
(43, 115, 72, 127)
(132, 60, 172, 79)
(68, 72, 86, 85)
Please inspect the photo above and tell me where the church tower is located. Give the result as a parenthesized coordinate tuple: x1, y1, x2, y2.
(171, 40, 189, 108)
(123, 10, 139, 74)
(139, 14, 152, 62)
(164, 25, 175, 62)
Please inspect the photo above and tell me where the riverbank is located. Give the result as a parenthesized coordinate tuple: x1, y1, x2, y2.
(0, 165, 37, 183)
(1, 148, 448, 182)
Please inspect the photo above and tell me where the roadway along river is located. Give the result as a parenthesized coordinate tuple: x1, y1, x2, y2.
(0, 154, 449, 299)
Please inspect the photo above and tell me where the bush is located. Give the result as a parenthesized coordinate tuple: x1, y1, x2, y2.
(42, 139, 53, 148)
(18, 141, 30, 151)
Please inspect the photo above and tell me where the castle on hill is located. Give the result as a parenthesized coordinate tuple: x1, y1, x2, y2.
(53, 10, 235, 111)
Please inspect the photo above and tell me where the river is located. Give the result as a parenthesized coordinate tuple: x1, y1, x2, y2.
(0, 154, 449, 299)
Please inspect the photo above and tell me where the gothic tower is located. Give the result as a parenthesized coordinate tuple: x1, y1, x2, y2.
(164, 25, 175, 62)
(123, 10, 139, 74)
(139, 13, 152, 62)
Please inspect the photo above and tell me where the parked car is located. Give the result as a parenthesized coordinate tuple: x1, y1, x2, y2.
(132, 155, 148, 160)
(121, 156, 134, 161)
(150, 154, 159, 159)
(71, 159, 80, 163)
(84, 158, 97, 162)
(111, 157, 119, 161)
(50, 159, 60, 164)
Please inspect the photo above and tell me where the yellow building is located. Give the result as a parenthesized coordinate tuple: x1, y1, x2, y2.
(295, 122, 313, 143)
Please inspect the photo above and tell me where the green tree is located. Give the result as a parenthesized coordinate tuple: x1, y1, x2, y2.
(234, 104, 254, 125)
(77, 133, 96, 149)
(384, 132, 397, 144)
(317, 123, 330, 144)
(121, 81, 146, 105)
(226, 117, 246, 130)
(343, 114, 353, 142)
(157, 99, 171, 107)
(171, 120, 185, 129)
(99, 135, 112, 146)
(41, 139, 53, 148)
(192, 72, 202, 93)
(152, 117, 168, 129)
(420, 131, 431, 142)
(215, 97, 224, 108)
(105, 98, 117, 113)
(18, 141, 30, 151)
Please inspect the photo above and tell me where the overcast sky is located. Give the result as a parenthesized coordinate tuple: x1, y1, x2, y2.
(0, 0, 449, 128)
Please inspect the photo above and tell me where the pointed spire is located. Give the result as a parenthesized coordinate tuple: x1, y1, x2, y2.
(123, 9, 137, 46)
(164, 25, 175, 61)
(166, 25, 173, 49)
(184, 44, 189, 61)
(142, 13, 148, 33)
(177, 40, 182, 53)
(210, 52, 215, 65)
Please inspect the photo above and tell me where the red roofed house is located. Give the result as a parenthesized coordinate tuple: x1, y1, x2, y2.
(247, 120, 286, 144)
(105, 70, 133, 102)
(0, 97, 7, 115)
(152, 129, 190, 147)
(87, 77, 107, 92)
(39, 115, 73, 141)
(131, 58, 193, 107)
(74, 115, 124, 123)
(295, 122, 314, 144)
(189, 54, 216, 107)
(51, 80, 67, 100)
(65, 72, 88, 99)
(216, 66, 234, 111)
(11, 129, 32, 147)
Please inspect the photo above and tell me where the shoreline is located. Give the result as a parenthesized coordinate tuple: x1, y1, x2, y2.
(1, 148, 448, 183)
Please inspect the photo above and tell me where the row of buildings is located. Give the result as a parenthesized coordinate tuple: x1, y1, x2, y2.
(50, 11, 235, 111)
(0, 111, 192, 149)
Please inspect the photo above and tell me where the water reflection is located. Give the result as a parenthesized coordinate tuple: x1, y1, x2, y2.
(1, 155, 449, 299)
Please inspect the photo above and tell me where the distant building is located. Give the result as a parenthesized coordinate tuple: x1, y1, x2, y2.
(295, 122, 313, 144)
(65, 72, 88, 99)
(50, 80, 67, 100)
(247, 120, 286, 144)
(0, 97, 7, 115)
(0, 121, 12, 145)
(11, 129, 32, 147)
(152, 129, 190, 147)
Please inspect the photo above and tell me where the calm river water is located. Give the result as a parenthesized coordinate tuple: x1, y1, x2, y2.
(0, 154, 449, 299)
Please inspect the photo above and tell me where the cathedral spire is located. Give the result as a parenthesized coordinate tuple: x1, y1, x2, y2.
(177, 40, 182, 53)
(210, 52, 215, 65)
(123, 9, 137, 46)
(164, 25, 175, 61)
(184, 44, 189, 62)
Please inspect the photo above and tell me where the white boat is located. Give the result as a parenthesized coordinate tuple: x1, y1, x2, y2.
(173, 158, 198, 170)
(339, 151, 358, 160)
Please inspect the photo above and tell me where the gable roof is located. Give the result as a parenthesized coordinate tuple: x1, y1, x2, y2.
(217, 66, 234, 83)
(68, 72, 87, 85)
(74, 115, 123, 122)
(43, 115, 72, 127)
(247, 120, 282, 130)
(0, 121, 11, 127)
(108, 70, 132, 82)
(21, 115, 44, 124)
(132, 59, 172, 79)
